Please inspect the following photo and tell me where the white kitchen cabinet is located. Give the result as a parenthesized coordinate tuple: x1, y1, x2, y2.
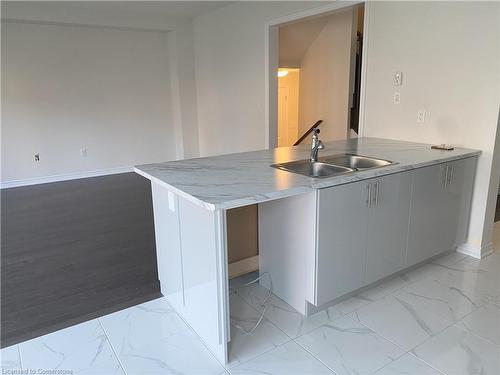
(141, 137, 479, 367)
(365, 172, 412, 283)
(406, 157, 476, 266)
(316, 180, 370, 305)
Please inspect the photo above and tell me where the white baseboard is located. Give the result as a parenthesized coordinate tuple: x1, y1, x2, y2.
(0, 166, 134, 189)
(457, 242, 494, 259)
(228, 255, 259, 279)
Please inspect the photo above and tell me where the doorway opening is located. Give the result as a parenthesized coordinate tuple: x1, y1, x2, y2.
(270, 3, 365, 148)
(277, 68, 300, 147)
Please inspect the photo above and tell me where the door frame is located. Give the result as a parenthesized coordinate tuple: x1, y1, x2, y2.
(264, 1, 371, 148)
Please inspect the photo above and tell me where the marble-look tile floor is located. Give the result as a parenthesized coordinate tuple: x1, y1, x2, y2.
(2, 222, 500, 374)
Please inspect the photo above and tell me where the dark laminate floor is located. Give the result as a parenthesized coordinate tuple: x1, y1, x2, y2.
(1, 173, 161, 348)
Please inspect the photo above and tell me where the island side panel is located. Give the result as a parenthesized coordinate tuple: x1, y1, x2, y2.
(258, 192, 317, 315)
(151, 182, 184, 310)
(151, 181, 229, 364)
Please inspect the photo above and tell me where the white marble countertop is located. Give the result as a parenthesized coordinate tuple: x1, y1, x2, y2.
(135, 137, 480, 210)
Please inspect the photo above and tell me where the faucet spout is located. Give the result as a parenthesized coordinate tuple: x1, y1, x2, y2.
(310, 128, 324, 162)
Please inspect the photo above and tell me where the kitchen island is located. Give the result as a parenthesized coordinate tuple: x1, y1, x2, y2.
(135, 137, 480, 365)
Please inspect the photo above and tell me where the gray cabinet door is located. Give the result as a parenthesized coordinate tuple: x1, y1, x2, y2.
(366, 172, 412, 284)
(316, 180, 369, 306)
(407, 163, 449, 266)
(450, 158, 476, 247)
(406, 158, 476, 266)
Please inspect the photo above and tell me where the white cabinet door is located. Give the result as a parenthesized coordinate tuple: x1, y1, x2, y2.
(366, 172, 412, 284)
(151, 183, 184, 310)
(151, 182, 229, 364)
(316, 180, 369, 306)
(178, 200, 229, 364)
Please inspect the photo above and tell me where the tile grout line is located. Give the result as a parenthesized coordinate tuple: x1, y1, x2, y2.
(405, 315, 500, 374)
(353, 303, 452, 350)
(451, 321, 500, 348)
(307, 264, 459, 374)
(292, 311, 442, 375)
(405, 350, 448, 375)
(154, 299, 228, 373)
(226, 292, 295, 369)
(383, 263, 475, 329)
(344, 310, 454, 375)
(228, 251, 494, 374)
(291, 335, 340, 375)
(369, 351, 409, 375)
(231, 288, 295, 340)
(392, 271, 487, 326)
(97, 318, 128, 375)
(227, 332, 294, 369)
(343, 312, 413, 363)
(383, 350, 447, 375)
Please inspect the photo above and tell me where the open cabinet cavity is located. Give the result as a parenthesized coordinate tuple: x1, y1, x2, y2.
(226, 193, 318, 365)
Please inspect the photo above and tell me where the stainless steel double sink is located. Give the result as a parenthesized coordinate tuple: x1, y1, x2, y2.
(271, 153, 396, 178)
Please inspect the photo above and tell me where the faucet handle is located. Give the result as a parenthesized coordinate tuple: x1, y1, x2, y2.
(318, 140, 325, 150)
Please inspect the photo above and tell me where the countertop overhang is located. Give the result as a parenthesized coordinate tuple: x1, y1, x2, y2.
(134, 137, 480, 210)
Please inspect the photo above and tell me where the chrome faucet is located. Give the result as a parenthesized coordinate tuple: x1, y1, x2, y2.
(310, 128, 324, 162)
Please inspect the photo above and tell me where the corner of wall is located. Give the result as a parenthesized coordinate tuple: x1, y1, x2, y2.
(457, 242, 494, 259)
(168, 20, 201, 160)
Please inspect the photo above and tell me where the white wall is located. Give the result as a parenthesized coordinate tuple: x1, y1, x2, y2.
(193, 1, 331, 156)
(167, 21, 200, 159)
(362, 1, 500, 256)
(1, 21, 176, 182)
(298, 8, 354, 142)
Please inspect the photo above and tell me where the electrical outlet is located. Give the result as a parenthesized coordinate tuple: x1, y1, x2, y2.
(417, 110, 427, 123)
(393, 71, 403, 86)
(393, 92, 401, 104)
(34, 153, 40, 162)
(80, 148, 87, 157)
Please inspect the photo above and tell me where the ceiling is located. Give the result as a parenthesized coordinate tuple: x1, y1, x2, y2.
(279, 14, 330, 68)
(52, 1, 233, 19)
(1, 1, 234, 30)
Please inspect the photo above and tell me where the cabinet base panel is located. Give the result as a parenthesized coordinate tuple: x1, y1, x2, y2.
(305, 249, 461, 316)
(228, 256, 259, 278)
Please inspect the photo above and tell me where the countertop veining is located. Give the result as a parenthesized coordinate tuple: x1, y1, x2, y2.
(135, 137, 480, 210)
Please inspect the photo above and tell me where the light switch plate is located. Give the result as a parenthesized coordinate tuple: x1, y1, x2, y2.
(417, 110, 426, 123)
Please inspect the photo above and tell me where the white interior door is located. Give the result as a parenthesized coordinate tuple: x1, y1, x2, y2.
(278, 86, 289, 147)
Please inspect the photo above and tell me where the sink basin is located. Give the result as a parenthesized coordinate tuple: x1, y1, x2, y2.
(271, 160, 354, 178)
(322, 154, 395, 170)
(271, 154, 396, 178)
